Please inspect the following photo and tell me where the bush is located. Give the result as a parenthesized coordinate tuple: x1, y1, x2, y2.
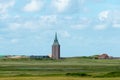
(16, 73, 32, 77)
(95, 71, 120, 77)
(104, 72, 120, 77)
(66, 72, 91, 77)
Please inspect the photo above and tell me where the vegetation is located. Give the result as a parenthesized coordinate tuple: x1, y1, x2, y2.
(0, 57, 120, 79)
(0, 77, 120, 80)
(66, 72, 91, 77)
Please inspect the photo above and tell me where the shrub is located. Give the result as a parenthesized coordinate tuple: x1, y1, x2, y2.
(66, 72, 91, 77)
(104, 72, 120, 77)
(16, 73, 32, 77)
(95, 71, 120, 77)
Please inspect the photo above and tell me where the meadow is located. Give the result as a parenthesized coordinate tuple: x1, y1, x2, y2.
(0, 77, 120, 80)
(0, 57, 120, 79)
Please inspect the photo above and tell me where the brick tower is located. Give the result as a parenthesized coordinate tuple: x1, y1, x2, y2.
(52, 33, 60, 59)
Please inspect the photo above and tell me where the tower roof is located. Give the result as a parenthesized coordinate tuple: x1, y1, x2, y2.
(53, 33, 59, 45)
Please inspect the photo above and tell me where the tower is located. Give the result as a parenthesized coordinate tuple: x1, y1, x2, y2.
(52, 33, 60, 59)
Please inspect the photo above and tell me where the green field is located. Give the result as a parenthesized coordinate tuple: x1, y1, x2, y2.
(0, 77, 120, 80)
(0, 57, 120, 79)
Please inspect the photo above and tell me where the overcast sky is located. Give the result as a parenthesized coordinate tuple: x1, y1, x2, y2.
(0, 0, 120, 57)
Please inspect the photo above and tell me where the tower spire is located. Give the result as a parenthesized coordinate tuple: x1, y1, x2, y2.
(54, 32, 58, 41)
(53, 32, 59, 45)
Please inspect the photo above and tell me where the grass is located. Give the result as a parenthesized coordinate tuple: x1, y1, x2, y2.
(0, 77, 120, 80)
(0, 57, 120, 77)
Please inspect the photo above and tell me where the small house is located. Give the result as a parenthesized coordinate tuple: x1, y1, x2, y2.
(98, 54, 109, 59)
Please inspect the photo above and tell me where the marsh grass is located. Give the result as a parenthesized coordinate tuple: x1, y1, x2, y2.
(0, 58, 120, 77)
(0, 77, 120, 80)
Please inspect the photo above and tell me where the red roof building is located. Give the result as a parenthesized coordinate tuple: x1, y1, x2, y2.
(98, 54, 109, 59)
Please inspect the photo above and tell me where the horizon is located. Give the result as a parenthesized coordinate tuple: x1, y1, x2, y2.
(0, 0, 120, 57)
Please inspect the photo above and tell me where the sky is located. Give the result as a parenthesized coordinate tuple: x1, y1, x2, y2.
(0, 0, 120, 57)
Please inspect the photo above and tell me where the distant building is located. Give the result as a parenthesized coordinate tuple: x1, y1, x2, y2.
(98, 53, 109, 59)
(5, 55, 27, 59)
(30, 55, 49, 59)
(52, 33, 60, 59)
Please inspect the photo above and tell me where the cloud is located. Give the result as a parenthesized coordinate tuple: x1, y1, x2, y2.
(11, 39, 19, 44)
(64, 16, 73, 20)
(59, 31, 71, 38)
(7, 15, 58, 32)
(0, 36, 4, 41)
(40, 15, 57, 24)
(94, 24, 107, 30)
(0, 13, 21, 21)
(93, 0, 104, 3)
(71, 24, 87, 30)
(0, 0, 15, 14)
(112, 10, 120, 28)
(113, 24, 120, 28)
(98, 10, 120, 29)
(0, 14, 10, 20)
(79, 0, 85, 5)
(95, 10, 110, 30)
(0, 0, 18, 20)
(98, 10, 110, 21)
(71, 17, 90, 30)
(9, 23, 21, 31)
(8, 21, 39, 31)
(23, 0, 43, 12)
(52, 0, 70, 12)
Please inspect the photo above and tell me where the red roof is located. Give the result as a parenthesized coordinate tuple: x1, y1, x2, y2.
(98, 54, 109, 59)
